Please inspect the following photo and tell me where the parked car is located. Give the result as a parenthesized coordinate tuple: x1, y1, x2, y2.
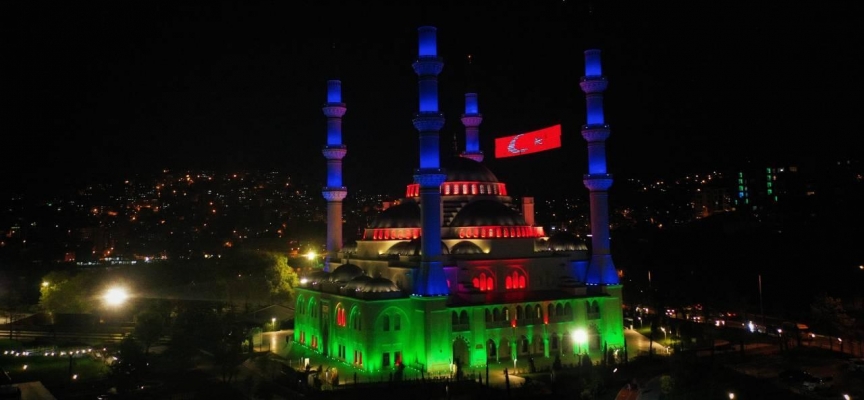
(779, 368, 833, 391)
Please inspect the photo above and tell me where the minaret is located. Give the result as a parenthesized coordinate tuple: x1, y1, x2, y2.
(412, 26, 448, 296)
(580, 49, 619, 285)
(460, 55, 483, 162)
(321, 80, 347, 271)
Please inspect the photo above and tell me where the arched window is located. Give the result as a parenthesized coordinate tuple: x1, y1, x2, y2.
(485, 309, 492, 322)
(564, 303, 573, 317)
(548, 303, 555, 318)
(506, 270, 526, 290)
(516, 306, 524, 320)
(555, 304, 563, 317)
(335, 304, 346, 327)
(452, 311, 459, 326)
(394, 314, 401, 331)
(459, 310, 469, 325)
(351, 310, 362, 331)
(473, 272, 494, 291)
(493, 308, 501, 322)
(382, 315, 390, 331)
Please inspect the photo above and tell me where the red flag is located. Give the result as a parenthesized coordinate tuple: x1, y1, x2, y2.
(494, 124, 562, 158)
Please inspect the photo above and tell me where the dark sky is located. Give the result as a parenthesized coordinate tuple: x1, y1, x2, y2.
(7, 1, 863, 198)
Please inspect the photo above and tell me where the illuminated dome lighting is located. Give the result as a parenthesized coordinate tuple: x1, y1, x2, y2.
(329, 263, 365, 283)
(386, 240, 420, 256)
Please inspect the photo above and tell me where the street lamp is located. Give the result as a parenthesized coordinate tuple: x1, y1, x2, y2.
(661, 327, 667, 342)
(728, 392, 735, 399)
(102, 287, 129, 307)
(272, 317, 277, 331)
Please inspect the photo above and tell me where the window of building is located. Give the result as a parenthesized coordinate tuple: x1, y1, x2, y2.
(382, 352, 391, 368)
(383, 315, 390, 331)
(354, 350, 363, 365)
(394, 314, 401, 331)
(338, 344, 346, 359)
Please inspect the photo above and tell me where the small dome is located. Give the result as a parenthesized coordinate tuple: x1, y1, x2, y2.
(444, 156, 499, 183)
(450, 241, 484, 255)
(450, 200, 527, 227)
(330, 263, 365, 283)
(547, 232, 588, 251)
(342, 241, 357, 254)
(368, 200, 420, 229)
(305, 270, 330, 284)
(358, 277, 401, 293)
(343, 275, 374, 291)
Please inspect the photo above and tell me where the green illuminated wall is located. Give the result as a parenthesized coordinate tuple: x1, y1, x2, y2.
(294, 285, 625, 374)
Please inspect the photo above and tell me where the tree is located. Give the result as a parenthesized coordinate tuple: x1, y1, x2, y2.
(133, 310, 165, 355)
(38, 270, 98, 314)
(262, 252, 299, 305)
(810, 294, 856, 351)
(109, 335, 148, 394)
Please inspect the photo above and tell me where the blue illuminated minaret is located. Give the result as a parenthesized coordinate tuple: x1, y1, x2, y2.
(580, 49, 618, 285)
(322, 79, 347, 271)
(412, 26, 448, 296)
(461, 56, 483, 162)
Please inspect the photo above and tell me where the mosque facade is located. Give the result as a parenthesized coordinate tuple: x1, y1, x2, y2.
(293, 26, 624, 375)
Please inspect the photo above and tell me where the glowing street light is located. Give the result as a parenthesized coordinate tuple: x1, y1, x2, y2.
(572, 329, 588, 354)
(103, 287, 129, 307)
(728, 392, 735, 399)
(661, 327, 667, 341)
(306, 251, 317, 261)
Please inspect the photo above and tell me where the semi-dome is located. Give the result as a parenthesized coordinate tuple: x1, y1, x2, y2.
(368, 200, 420, 229)
(546, 231, 588, 251)
(449, 200, 527, 227)
(450, 241, 484, 255)
(386, 240, 420, 256)
(330, 263, 365, 283)
(444, 156, 499, 183)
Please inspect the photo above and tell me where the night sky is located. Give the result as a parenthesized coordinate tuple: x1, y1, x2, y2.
(8, 1, 863, 198)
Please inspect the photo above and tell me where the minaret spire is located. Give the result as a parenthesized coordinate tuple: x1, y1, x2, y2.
(322, 79, 347, 271)
(460, 54, 484, 162)
(580, 49, 618, 285)
(412, 26, 448, 296)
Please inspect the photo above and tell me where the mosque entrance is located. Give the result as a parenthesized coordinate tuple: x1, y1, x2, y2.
(452, 336, 469, 372)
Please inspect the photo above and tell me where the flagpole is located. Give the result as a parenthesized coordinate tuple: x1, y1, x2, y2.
(758, 274, 764, 327)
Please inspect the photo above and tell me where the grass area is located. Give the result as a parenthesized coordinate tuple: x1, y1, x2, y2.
(0, 339, 111, 388)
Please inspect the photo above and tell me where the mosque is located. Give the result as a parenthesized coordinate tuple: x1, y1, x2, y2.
(292, 26, 624, 375)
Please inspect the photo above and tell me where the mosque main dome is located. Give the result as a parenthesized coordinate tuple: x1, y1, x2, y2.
(363, 156, 542, 241)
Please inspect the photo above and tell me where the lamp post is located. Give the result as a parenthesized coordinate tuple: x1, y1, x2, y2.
(661, 327, 667, 342)
(102, 286, 129, 325)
